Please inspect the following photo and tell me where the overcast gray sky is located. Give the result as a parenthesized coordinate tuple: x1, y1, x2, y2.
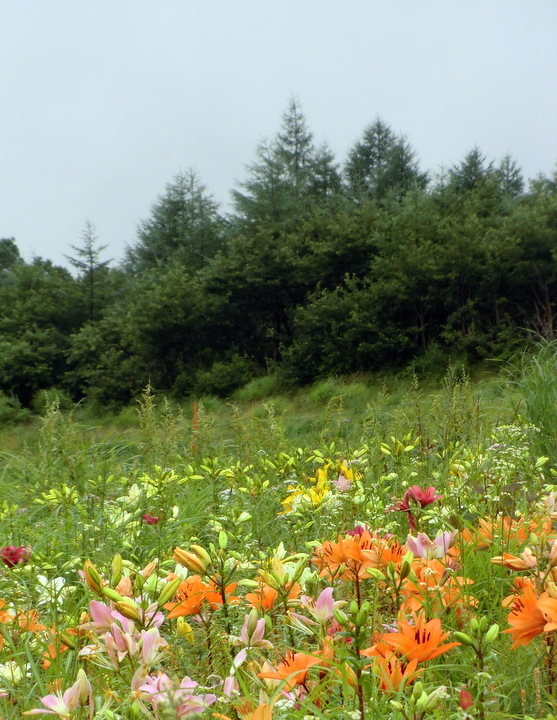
(2, 2, 556, 268)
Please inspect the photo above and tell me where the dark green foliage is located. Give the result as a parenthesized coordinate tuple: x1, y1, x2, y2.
(2, 101, 557, 408)
(126, 170, 225, 273)
(345, 118, 427, 202)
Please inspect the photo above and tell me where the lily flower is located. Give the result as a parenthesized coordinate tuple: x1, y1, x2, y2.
(367, 612, 460, 663)
(299, 587, 342, 625)
(258, 650, 323, 691)
(229, 610, 273, 666)
(504, 585, 548, 648)
(24, 669, 93, 718)
(406, 531, 457, 559)
(1, 545, 31, 568)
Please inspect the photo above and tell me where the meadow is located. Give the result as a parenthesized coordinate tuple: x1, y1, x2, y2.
(2, 347, 557, 719)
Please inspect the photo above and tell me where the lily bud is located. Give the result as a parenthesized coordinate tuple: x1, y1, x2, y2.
(453, 631, 476, 647)
(177, 617, 194, 642)
(484, 623, 500, 645)
(101, 586, 124, 603)
(157, 576, 181, 607)
(173, 548, 207, 574)
(115, 597, 143, 624)
(218, 531, 228, 550)
(354, 601, 371, 628)
(83, 560, 103, 594)
(111, 554, 123, 587)
(189, 544, 212, 569)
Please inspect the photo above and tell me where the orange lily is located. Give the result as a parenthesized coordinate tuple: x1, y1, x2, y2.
(258, 650, 322, 691)
(504, 585, 547, 648)
(214, 701, 273, 720)
(364, 643, 422, 693)
(164, 575, 208, 618)
(203, 578, 241, 610)
(371, 612, 460, 663)
(245, 583, 279, 612)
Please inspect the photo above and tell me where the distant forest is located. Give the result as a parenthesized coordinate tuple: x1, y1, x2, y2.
(2, 99, 557, 409)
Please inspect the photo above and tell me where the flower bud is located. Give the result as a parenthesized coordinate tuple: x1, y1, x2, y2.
(190, 544, 212, 569)
(115, 597, 143, 624)
(101, 586, 124, 603)
(246, 608, 259, 639)
(453, 631, 476, 647)
(177, 617, 194, 642)
(424, 686, 446, 712)
(60, 632, 77, 649)
(218, 531, 228, 550)
(354, 601, 371, 628)
(110, 554, 123, 587)
(83, 560, 103, 594)
(333, 608, 350, 627)
(157, 576, 181, 607)
(174, 547, 207, 574)
(484, 623, 500, 645)
(367, 568, 387, 581)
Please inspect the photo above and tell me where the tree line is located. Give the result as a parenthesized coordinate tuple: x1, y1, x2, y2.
(2, 99, 557, 410)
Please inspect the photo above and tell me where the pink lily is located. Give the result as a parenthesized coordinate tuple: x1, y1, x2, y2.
(229, 610, 273, 666)
(141, 627, 169, 665)
(300, 587, 340, 625)
(406, 531, 457, 559)
(24, 669, 93, 718)
(139, 673, 217, 717)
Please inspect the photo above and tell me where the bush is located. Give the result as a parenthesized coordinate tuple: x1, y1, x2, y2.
(194, 355, 258, 397)
(31, 387, 74, 415)
(233, 373, 286, 403)
(0, 392, 31, 426)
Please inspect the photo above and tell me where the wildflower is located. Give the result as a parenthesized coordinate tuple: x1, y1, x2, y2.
(364, 644, 422, 693)
(332, 475, 352, 492)
(460, 688, 474, 710)
(142, 514, 161, 525)
(504, 585, 548, 648)
(245, 583, 280, 612)
(369, 612, 460, 663)
(139, 672, 217, 717)
(214, 701, 274, 720)
(258, 651, 323, 691)
(394, 486, 443, 510)
(391, 486, 442, 532)
(299, 587, 341, 625)
(406, 531, 457, 560)
(24, 669, 93, 718)
(229, 610, 273, 666)
(1, 545, 31, 568)
(164, 575, 208, 618)
(491, 549, 538, 571)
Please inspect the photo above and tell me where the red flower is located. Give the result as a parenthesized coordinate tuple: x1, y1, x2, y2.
(390, 486, 443, 532)
(142, 514, 161, 525)
(460, 688, 473, 710)
(1, 545, 31, 568)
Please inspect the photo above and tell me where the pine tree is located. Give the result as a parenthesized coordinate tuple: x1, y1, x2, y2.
(65, 221, 110, 319)
(127, 170, 224, 273)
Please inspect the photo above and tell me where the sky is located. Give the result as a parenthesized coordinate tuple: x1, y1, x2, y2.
(1, 2, 556, 268)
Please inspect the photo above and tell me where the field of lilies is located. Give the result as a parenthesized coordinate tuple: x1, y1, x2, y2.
(2, 362, 557, 719)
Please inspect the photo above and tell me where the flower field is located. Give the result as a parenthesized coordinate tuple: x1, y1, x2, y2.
(2, 372, 557, 719)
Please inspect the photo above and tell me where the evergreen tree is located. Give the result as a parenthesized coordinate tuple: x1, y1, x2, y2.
(496, 154, 524, 198)
(448, 146, 494, 194)
(232, 98, 322, 230)
(127, 170, 224, 273)
(65, 221, 111, 320)
(345, 119, 426, 202)
(0, 238, 21, 273)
